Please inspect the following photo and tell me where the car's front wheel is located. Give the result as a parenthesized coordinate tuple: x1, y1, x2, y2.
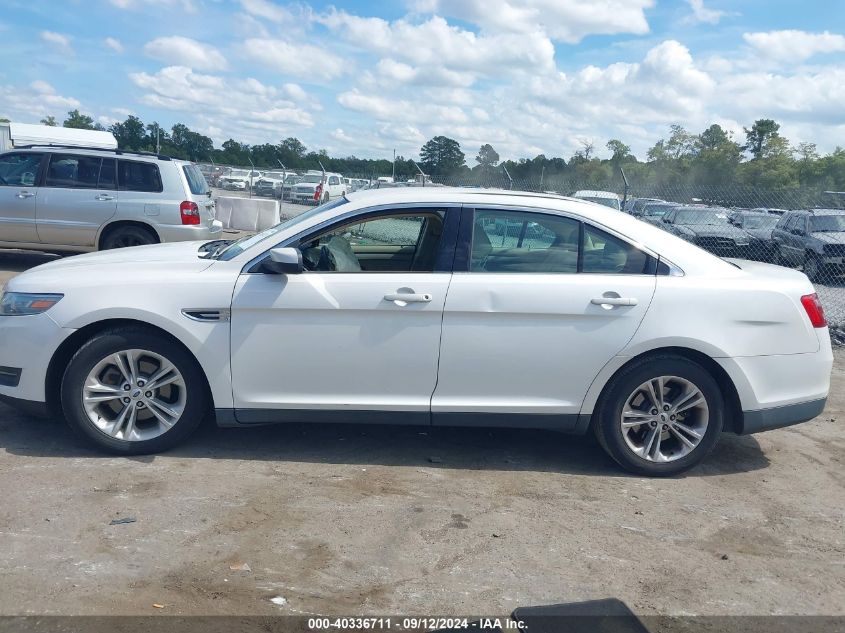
(594, 355, 724, 476)
(61, 327, 207, 454)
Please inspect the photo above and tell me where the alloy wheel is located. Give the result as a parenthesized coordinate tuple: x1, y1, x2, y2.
(82, 349, 187, 441)
(620, 375, 709, 463)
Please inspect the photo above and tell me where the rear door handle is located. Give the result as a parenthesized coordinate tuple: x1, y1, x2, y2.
(95, 194, 115, 201)
(591, 297, 638, 306)
(384, 293, 432, 304)
(16, 191, 35, 199)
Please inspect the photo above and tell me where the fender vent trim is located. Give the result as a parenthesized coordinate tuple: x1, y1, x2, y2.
(181, 308, 231, 322)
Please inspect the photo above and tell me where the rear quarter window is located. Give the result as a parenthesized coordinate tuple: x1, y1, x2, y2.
(118, 160, 163, 193)
(182, 164, 209, 195)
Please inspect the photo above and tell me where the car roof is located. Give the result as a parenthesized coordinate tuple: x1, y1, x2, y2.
(573, 190, 618, 198)
(8, 145, 176, 162)
(808, 208, 845, 216)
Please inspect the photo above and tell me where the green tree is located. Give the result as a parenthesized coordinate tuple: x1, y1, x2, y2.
(744, 118, 780, 160)
(690, 124, 742, 185)
(63, 109, 97, 129)
(475, 143, 500, 169)
(40, 115, 57, 126)
(606, 139, 632, 162)
(420, 136, 465, 175)
(109, 115, 146, 150)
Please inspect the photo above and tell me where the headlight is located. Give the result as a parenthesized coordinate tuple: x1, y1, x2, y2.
(0, 292, 63, 316)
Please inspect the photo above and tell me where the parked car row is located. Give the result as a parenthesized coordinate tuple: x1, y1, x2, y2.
(623, 196, 845, 281)
(198, 164, 371, 202)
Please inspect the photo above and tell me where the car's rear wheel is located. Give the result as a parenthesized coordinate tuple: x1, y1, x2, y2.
(593, 355, 724, 476)
(61, 327, 207, 454)
(101, 225, 158, 250)
(804, 253, 822, 283)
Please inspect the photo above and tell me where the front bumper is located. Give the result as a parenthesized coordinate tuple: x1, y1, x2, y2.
(739, 398, 827, 434)
(0, 312, 73, 403)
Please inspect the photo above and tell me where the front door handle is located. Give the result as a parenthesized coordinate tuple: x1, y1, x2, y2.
(95, 194, 115, 201)
(591, 297, 638, 307)
(16, 191, 35, 199)
(384, 292, 432, 304)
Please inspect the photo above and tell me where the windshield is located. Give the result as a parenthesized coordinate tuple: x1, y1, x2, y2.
(228, 170, 250, 178)
(263, 172, 285, 179)
(215, 197, 350, 261)
(675, 209, 729, 225)
(300, 174, 323, 184)
(643, 204, 670, 217)
(742, 215, 779, 230)
(285, 175, 300, 183)
(810, 215, 845, 232)
(581, 196, 620, 210)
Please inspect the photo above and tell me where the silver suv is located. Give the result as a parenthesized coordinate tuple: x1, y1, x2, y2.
(0, 146, 222, 252)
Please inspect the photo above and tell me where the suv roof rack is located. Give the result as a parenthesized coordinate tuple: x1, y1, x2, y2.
(14, 145, 172, 161)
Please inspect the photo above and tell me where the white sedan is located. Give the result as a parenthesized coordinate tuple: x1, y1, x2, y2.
(0, 189, 833, 475)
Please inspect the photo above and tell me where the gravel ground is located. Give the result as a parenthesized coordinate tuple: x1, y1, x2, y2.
(0, 249, 842, 618)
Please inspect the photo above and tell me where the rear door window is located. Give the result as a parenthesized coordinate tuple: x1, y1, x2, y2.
(182, 164, 209, 195)
(45, 154, 102, 189)
(118, 160, 163, 193)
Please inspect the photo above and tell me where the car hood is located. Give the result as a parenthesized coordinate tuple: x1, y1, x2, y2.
(811, 231, 845, 244)
(295, 183, 319, 190)
(744, 228, 774, 240)
(682, 225, 749, 240)
(6, 241, 214, 292)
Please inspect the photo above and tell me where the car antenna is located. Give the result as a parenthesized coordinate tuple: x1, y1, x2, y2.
(620, 167, 630, 210)
(502, 164, 513, 190)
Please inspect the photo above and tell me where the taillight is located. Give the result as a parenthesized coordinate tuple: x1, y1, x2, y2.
(800, 293, 827, 328)
(313, 183, 323, 201)
(180, 201, 200, 225)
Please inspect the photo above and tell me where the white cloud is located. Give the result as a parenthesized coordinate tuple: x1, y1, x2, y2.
(242, 38, 346, 80)
(239, 0, 291, 23)
(685, 0, 730, 25)
(319, 12, 555, 80)
(109, 0, 197, 12)
(128, 66, 316, 144)
(743, 30, 845, 63)
(104, 37, 124, 53)
(40, 31, 73, 55)
(0, 81, 81, 122)
(411, 0, 653, 43)
(143, 36, 228, 71)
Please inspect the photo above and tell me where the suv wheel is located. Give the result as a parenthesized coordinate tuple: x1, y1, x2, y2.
(61, 327, 207, 454)
(593, 355, 724, 476)
(101, 225, 158, 250)
(804, 253, 822, 283)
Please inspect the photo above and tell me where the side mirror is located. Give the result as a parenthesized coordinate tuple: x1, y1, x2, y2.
(261, 247, 303, 274)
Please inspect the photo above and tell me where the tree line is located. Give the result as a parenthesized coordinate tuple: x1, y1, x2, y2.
(33, 110, 845, 191)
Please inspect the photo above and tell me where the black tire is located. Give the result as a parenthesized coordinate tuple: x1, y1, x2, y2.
(773, 246, 786, 267)
(101, 225, 158, 250)
(593, 355, 724, 476)
(61, 327, 207, 454)
(323, 192, 330, 204)
(804, 253, 822, 283)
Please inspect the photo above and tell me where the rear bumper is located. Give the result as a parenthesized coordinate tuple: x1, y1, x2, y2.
(157, 221, 222, 243)
(738, 397, 827, 434)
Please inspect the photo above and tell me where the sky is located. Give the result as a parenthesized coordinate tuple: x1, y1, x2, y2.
(1, 0, 844, 163)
